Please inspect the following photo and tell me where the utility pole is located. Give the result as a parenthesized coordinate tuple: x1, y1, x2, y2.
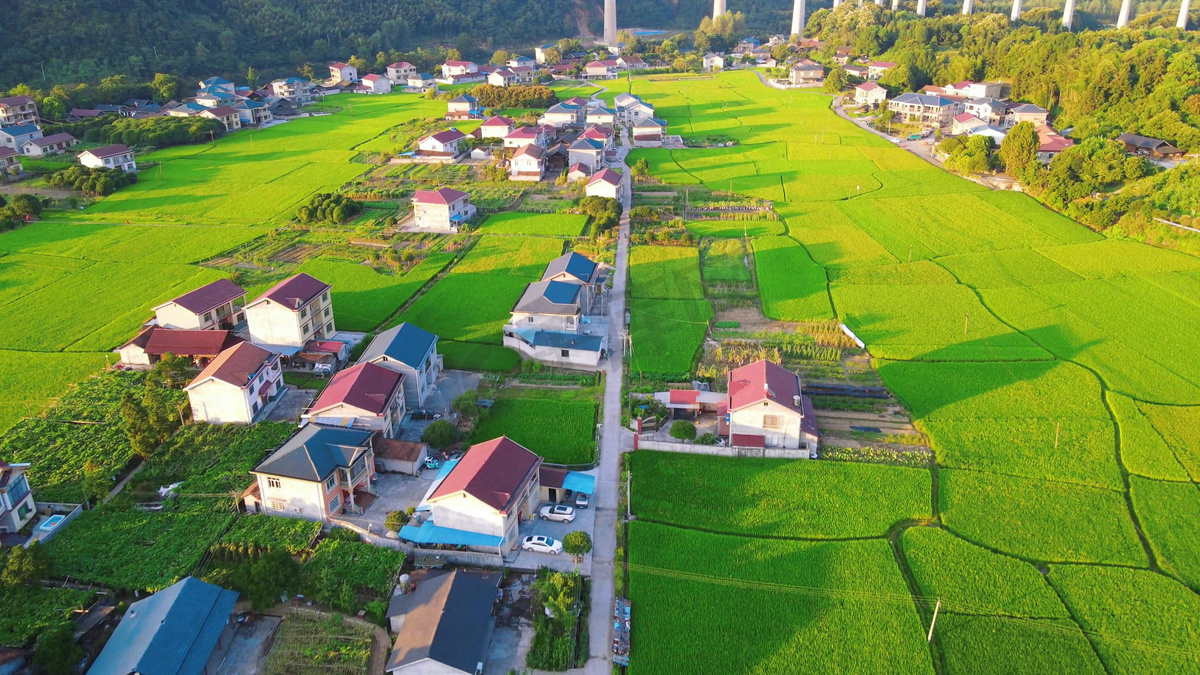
(1055, 421, 1061, 450)
(927, 599, 941, 642)
(964, 313, 970, 335)
(626, 469, 632, 519)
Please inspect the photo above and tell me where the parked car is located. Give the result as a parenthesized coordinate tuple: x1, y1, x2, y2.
(522, 535, 562, 555)
(575, 492, 590, 509)
(539, 504, 576, 522)
(410, 410, 441, 420)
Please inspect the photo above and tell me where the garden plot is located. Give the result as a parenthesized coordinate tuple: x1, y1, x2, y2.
(392, 273, 529, 345)
(628, 297, 712, 378)
(451, 236, 563, 278)
(467, 391, 598, 464)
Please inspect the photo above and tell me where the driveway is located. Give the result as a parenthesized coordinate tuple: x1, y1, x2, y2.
(203, 616, 282, 675)
(264, 385, 314, 423)
(510, 502, 596, 574)
(397, 370, 481, 442)
(341, 472, 435, 536)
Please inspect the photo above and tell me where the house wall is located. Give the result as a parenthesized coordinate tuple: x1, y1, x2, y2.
(247, 295, 334, 347)
(307, 396, 405, 438)
(366, 352, 439, 406)
(568, 149, 601, 172)
(509, 311, 579, 333)
(510, 156, 544, 180)
(586, 181, 620, 200)
(480, 125, 512, 139)
(80, 152, 137, 172)
(0, 477, 35, 533)
(378, 445, 427, 475)
(430, 475, 538, 551)
(188, 379, 253, 424)
(256, 474, 330, 521)
(117, 343, 151, 366)
(390, 658, 474, 675)
(505, 337, 603, 369)
(155, 303, 207, 330)
(728, 399, 805, 449)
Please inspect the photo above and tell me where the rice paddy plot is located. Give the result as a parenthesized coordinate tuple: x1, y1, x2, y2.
(975, 191, 1102, 245)
(752, 236, 834, 321)
(829, 260, 958, 286)
(476, 212, 589, 237)
(832, 283, 1050, 361)
(629, 451, 931, 538)
(1107, 393, 1191, 481)
(392, 273, 529, 346)
(467, 396, 597, 464)
(0, 222, 269, 264)
(1131, 401, 1200, 481)
(1037, 239, 1200, 279)
(1048, 565, 1200, 674)
(939, 469, 1146, 565)
(684, 220, 784, 238)
(700, 239, 752, 284)
(451, 236, 563, 279)
(629, 246, 704, 300)
(627, 522, 934, 675)
(782, 202, 898, 269)
(936, 614, 1105, 675)
(936, 248, 1084, 289)
(1129, 476, 1200, 590)
(628, 297, 712, 378)
(296, 253, 454, 331)
(436, 341, 520, 372)
(0, 352, 107, 434)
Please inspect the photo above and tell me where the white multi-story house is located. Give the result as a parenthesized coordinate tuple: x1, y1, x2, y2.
(412, 188, 475, 233)
(509, 144, 545, 181)
(854, 82, 888, 107)
(724, 359, 819, 453)
(413, 437, 542, 553)
(302, 362, 406, 438)
(0, 96, 38, 126)
(539, 102, 584, 128)
(244, 273, 334, 348)
(867, 61, 896, 80)
(358, 322, 443, 406)
(417, 128, 467, 159)
(185, 342, 283, 424)
(0, 148, 23, 176)
(0, 124, 41, 151)
(247, 425, 377, 521)
(440, 61, 479, 79)
(269, 77, 317, 104)
(199, 106, 242, 131)
(0, 461, 36, 535)
(359, 74, 392, 94)
(504, 252, 607, 368)
(888, 93, 961, 128)
(942, 80, 1003, 99)
(232, 99, 273, 126)
(21, 133, 75, 157)
(446, 94, 481, 121)
(568, 138, 604, 172)
(153, 278, 247, 330)
(329, 62, 359, 82)
(503, 125, 552, 149)
(479, 116, 515, 139)
(386, 61, 417, 84)
(612, 93, 655, 124)
(703, 53, 725, 71)
(585, 60, 618, 79)
(79, 144, 137, 173)
(585, 168, 623, 200)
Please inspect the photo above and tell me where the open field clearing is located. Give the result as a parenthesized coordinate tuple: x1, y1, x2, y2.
(297, 253, 454, 331)
(629, 245, 704, 299)
(627, 521, 933, 675)
(936, 614, 1104, 675)
(1129, 477, 1200, 590)
(629, 451, 930, 538)
(628, 298, 712, 378)
(451, 235, 563, 278)
(476, 212, 589, 236)
(0, 222, 269, 263)
(467, 389, 598, 464)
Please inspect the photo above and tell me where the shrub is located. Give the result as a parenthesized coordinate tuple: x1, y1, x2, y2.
(423, 419, 460, 449)
(297, 192, 362, 225)
(385, 510, 408, 533)
(669, 420, 697, 441)
(696, 432, 718, 445)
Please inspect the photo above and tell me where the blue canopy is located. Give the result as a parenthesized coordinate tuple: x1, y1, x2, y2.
(563, 471, 595, 495)
(400, 519, 504, 548)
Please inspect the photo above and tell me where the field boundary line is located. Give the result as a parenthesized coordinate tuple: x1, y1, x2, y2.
(629, 516, 889, 543)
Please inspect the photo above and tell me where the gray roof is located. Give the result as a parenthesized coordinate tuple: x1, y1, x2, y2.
(513, 280, 582, 315)
(531, 331, 604, 351)
(87, 577, 238, 675)
(892, 93, 955, 107)
(360, 322, 438, 370)
(386, 571, 499, 673)
(542, 252, 598, 284)
(252, 424, 374, 482)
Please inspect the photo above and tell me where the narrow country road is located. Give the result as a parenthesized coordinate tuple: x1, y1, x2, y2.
(583, 124, 633, 675)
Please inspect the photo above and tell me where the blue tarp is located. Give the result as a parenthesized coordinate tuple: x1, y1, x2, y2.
(399, 519, 504, 548)
(563, 471, 595, 495)
(416, 457, 460, 512)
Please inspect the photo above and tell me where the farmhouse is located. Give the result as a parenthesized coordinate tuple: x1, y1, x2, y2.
(503, 125, 552, 149)
(358, 322, 443, 406)
(1036, 125, 1074, 163)
(724, 360, 819, 454)
(412, 187, 476, 233)
(329, 61, 359, 82)
(0, 461, 35, 535)
(487, 68, 519, 87)
(951, 113, 986, 136)
(507, 54, 536, 68)
(854, 82, 887, 107)
(941, 80, 1003, 99)
(540, 102, 584, 128)
(479, 115, 515, 138)
(199, 76, 236, 95)
(888, 93, 960, 128)
(418, 128, 468, 159)
(504, 252, 607, 368)
(585, 60, 618, 79)
(402, 437, 542, 553)
(446, 94, 481, 121)
(866, 61, 896, 80)
(117, 327, 242, 367)
(247, 425, 377, 521)
(843, 64, 869, 79)
(245, 273, 335, 349)
(510, 144, 546, 181)
(613, 93, 655, 124)
(302, 362, 406, 437)
(232, 99, 272, 126)
(269, 77, 317, 103)
(79, 144, 137, 173)
(359, 73, 393, 94)
(568, 137, 605, 172)
(832, 48, 853, 65)
(88, 577, 239, 675)
(406, 73, 437, 91)
(387, 61, 417, 83)
(21, 132, 75, 157)
(1007, 103, 1049, 126)
(791, 63, 825, 85)
(703, 53, 725, 71)
(586, 107, 617, 126)
(586, 168, 623, 199)
(185, 342, 283, 424)
(963, 98, 1010, 126)
(385, 570, 499, 675)
(0, 96, 37, 126)
(0, 148, 22, 175)
(1117, 133, 1184, 159)
(441, 61, 479, 79)
(617, 55, 648, 70)
(0, 124, 40, 151)
(199, 105, 242, 131)
(632, 118, 667, 147)
(153, 278, 247, 331)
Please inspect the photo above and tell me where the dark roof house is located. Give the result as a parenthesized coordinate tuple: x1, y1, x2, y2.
(252, 424, 374, 483)
(358, 322, 439, 369)
(385, 570, 499, 674)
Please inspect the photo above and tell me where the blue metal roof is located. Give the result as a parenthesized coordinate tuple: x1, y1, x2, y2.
(88, 577, 238, 675)
(364, 322, 438, 369)
(530, 331, 603, 352)
(543, 280, 582, 305)
(558, 253, 599, 283)
(0, 124, 38, 136)
(400, 519, 504, 548)
(563, 471, 596, 495)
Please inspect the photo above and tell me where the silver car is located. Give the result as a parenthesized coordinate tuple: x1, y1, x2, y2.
(522, 535, 563, 555)
(539, 504, 576, 523)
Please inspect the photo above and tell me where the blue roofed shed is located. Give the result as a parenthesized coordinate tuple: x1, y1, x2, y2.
(87, 577, 238, 675)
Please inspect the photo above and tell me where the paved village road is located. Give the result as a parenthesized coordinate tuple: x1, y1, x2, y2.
(583, 122, 633, 675)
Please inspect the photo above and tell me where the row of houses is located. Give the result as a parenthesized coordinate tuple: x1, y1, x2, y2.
(504, 251, 609, 368)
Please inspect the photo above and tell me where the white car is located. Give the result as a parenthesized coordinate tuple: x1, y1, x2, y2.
(539, 504, 576, 523)
(522, 535, 563, 555)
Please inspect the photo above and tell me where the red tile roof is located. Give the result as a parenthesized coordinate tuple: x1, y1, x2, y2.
(512, 144, 545, 160)
(731, 433, 766, 448)
(588, 168, 621, 186)
(856, 82, 881, 91)
(363, 74, 383, 82)
(164, 278, 246, 314)
(481, 116, 515, 127)
(331, 62, 349, 68)
(954, 113, 979, 123)
(567, 162, 588, 175)
(26, 133, 75, 147)
(539, 466, 568, 489)
(389, 61, 414, 69)
(372, 437, 426, 462)
(413, 187, 469, 205)
(310, 362, 403, 415)
(506, 126, 542, 139)
(144, 328, 241, 356)
(444, 60, 475, 68)
(427, 128, 466, 144)
(430, 436, 541, 512)
(188, 342, 275, 388)
(727, 359, 803, 413)
(0, 148, 17, 160)
(868, 61, 897, 68)
(257, 273, 329, 310)
(0, 96, 34, 108)
(669, 389, 699, 405)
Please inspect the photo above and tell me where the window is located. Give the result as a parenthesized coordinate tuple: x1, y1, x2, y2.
(324, 307, 331, 318)
(267, 477, 281, 489)
(561, 349, 570, 357)
(302, 323, 310, 335)
(252, 401, 260, 414)
(325, 475, 337, 491)
(270, 499, 286, 510)
(325, 322, 333, 333)
(763, 415, 783, 429)
(527, 317, 534, 323)
(203, 311, 213, 322)
(322, 292, 330, 303)
(16, 502, 30, 521)
(328, 494, 341, 513)
(300, 307, 308, 319)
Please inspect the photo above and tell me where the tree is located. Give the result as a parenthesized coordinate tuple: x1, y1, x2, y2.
(246, 66, 259, 89)
(452, 390, 479, 419)
(999, 121, 1040, 175)
(236, 549, 300, 610)
(147, 353, 192, 389)
(7, 194, 41, 219)
(877, 63, 920, 94)
(632, 157, 650, 177)
(348, 55, 369, 73)
(543, 47, 562, 66)
(2, 542, 50, 586)
(490, 49, 510, 66)
(563, 531, 592, 569)
(33, 625, 83, 675)
(669, 420, 697, 440)
(299, 63, 315, 80)
(386, 510, 409, 532)
(422, 419, 460, 449)
(823, 67, 848, 94)
(40, 96, 65, 121)
(120, 391, 157, 458)
(82, 459, 110, 502)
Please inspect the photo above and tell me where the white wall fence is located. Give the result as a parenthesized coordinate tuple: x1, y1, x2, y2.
(636, 438, 810, 459)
